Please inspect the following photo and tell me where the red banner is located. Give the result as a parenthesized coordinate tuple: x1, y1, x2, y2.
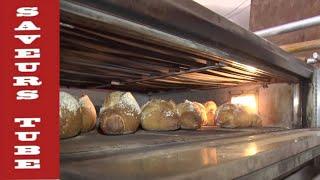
(0, 0, 59, 179)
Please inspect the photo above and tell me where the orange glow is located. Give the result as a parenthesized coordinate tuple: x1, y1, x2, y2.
(231, 94, 257, 113)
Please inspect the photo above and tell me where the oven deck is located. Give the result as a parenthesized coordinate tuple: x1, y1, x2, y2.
(61, 128, 320, 179)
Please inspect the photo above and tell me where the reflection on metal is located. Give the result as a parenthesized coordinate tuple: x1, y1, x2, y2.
(120, 63, 225, 86)
(307, 69, 320, 128)
(244, 143, 258, 156)
(306, 52, 319, 64)
(315, 69, 320, 127)
(61, 129, 320, 179)
(307, 58, 318, 64)
(255, 15, 320, 37)
(60, 22, 74, 29)
(200, 148, 218, 166)
(292, 84, 301, 128)
(244, 64, 257, 73)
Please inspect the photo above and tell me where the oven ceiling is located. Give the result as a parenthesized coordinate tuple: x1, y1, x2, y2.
(60, 0, 313, 92)
(193, 0, 251, 29)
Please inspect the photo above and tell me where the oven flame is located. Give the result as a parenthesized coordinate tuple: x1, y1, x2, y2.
(231, 94, 257, 113)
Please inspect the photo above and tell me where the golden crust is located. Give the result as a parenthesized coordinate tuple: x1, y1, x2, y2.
(79, 95, 97, 133)
(215, 103, 262, 128)
(99, 92, 140, 135)
(193, 102, 208, 126)
(140, 99, 180, 131)
(204, 101, 217, 126)
(60, 108, 82, 139)
(59, 92, 82, 139)
(177, 100, 204, 130)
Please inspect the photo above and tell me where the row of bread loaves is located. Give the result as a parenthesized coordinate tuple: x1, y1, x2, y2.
(215, 103, 262, 128)
(140, 100, 218, 130)
(60, 91, 220, 137)
(97, 92, 212, 134)
(60, 91, 261, 138)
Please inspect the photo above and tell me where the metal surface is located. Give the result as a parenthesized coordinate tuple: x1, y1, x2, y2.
(101, 63, 225, 88)
(284, 163, 320, 180)
(254, 15, 320, 38)
(60, 127, 285, 159)
(306, 69, 320, 128)
(60, 0, 313, 91)
(61, 0, 313, 78)
(61, 129, 320, 179)
(236, 146, 320, 180)
(315, 69, 320, 127)
(293, 84, 302, 128)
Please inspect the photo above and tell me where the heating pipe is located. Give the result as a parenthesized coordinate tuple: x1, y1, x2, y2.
(254, 15, 320, 37)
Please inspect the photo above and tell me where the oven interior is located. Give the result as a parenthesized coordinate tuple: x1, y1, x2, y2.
(59, 0, 320, 179)
(60, 0, 313, 161)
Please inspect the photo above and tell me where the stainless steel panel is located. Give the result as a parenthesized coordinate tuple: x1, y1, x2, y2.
(61, 129, 320, 180)
(315, 69, 320, 127)
(306, 69, 320, 128)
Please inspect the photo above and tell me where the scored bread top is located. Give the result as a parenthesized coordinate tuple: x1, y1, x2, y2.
(101, 91, 141, 115)
(59, 91, 79, 117)
(177, 100, 195, 115)
(140, 99, 177, 119)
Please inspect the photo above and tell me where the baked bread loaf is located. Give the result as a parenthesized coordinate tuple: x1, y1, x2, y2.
(79, 95, 97, 133)
(60, 91, 82, 139)
(215, 103, 262, 128)
(140, 99, 180, 131)
(204, 101, 217, 126)
(99, 91, 141, 135)
(193, 102, 208, 126)
(177, 100, 206, 130)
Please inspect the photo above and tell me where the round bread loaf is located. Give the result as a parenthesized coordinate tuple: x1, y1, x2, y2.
(140, 99, 180, 131)
(60, 91, 82, 139)
(99, 91, 141, 135)
(177, 100, 205, 130)
(204, 101, 217, 126)
(193, 102, 208, 126)
(215, 103, 262, 128)
(79, 95, 97, 133)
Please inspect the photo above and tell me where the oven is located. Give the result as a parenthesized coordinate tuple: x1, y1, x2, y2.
(59, 0, 320, 179)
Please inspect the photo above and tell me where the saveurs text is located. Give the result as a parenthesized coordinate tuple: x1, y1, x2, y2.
(13, 6, 42, 170)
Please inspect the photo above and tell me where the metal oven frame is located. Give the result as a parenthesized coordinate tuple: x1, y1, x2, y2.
(59, 1, 320, 179)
